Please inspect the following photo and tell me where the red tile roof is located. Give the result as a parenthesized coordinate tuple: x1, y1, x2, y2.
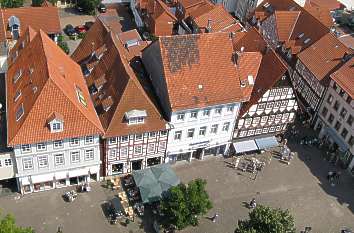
(297, 32, 350, 82)
(117, 29, 150, 60)
(143, 32, 257, 111)
(305, 0, 341, 10)
(6, 30, 103, 146)
(330, 57, 354, 99)
(0, 6, 61, 42)
(233, 28, 288, 116)
(274, 11, 301, 41)
(72, 17, 166, 138)
(304, 4, 334, 27)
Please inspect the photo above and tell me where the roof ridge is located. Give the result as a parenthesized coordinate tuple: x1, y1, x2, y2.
(287, 11, 301, 41)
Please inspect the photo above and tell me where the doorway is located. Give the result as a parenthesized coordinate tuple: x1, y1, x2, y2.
(131, 160, 143, 171)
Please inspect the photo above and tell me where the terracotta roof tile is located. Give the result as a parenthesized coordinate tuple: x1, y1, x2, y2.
(304, 5, 334, 27)
(274, 11, 301, 41)
(143, 32, 254, 111)
(73, 17, 166, 138)
(0, 6, 61, 42)
(233, 28, 288, 115)
(297, 32, 350, 82)
(118, 29, 150, 59)
(186, 0, 214, 18)
(330, 57, 354, 99)
(305, 0, 341, 10)
(6, 30, 103, 146)
(178, 0, 206, 9)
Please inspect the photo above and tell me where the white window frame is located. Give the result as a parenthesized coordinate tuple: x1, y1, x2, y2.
(21, 144, 31, 153)
(149, 132, 156, 138)
(135, 134, 143, 140)
(215, 107, 222, 115)
(71, 151, 80, 163)
(16, 104, 24, 121)
(159, 141, 166, 151)
(53, 140, 63, 149)
(109, 149, 116, 160)
(38, 156, 48, 168)
(174, 131, 182, 140)
(177, 113, 185, 121)
(36, 143, 46, 151)
(187, 128, 195, 138)
(109, 137, 117, 144)
(134, 145, 143, 155)
(85, 149, 94, 160)
(54, 154, 65, 166)
(22, 157, 33, 170)
(226, 105, 234, 113)
(222, 122, 230, 131)
(128, 117, 145, 125)
(203, 109, 210, 117)
(70, 137, 80, 146)
(190, 111, 198, 118)
(121, 136, 129, 143)
(120, 147, 128, 157)
(148, 143, 155, 153)
(199, 126, 206, 136)
(85, 136, 94, 144)
(52, 122, 62, 131)
(210, 124, 218, 134)
(4, 158, 12, 167)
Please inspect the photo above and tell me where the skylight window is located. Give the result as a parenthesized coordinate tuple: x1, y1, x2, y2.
(15, 104, 24, 121)
(14, 90, 21, 102)
(297, 33, 304, 39)
(304, 38, 311, 44)
(13, 69, 22, 83)
(76, 86, 87, 107)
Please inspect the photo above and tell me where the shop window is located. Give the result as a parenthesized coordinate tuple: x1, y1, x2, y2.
(112, 163, 124, 174)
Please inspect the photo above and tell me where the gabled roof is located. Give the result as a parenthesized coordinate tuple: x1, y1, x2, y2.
(117, 29, 150, 60)
(297, 32, 349, 82)
(178, 0, 206, 9)
(233, 28, 288, 116)
(305, 0, 341, 11)
(72, 16, 166, 137)
(143, 32, 256, 111)
(304, 4, 333, 27)
(274, 11, 301, 41)
(148, 0, 177, 20)
(6, 30, 103, 146)
(330, 57, 354, 99)
(0, 6, 61, 42)
(192, 4, 236, 32)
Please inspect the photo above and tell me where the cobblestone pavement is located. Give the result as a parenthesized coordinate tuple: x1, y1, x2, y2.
(0, 141, 353, 233)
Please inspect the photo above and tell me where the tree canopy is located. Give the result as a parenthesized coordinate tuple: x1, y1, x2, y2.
(160, 178, 212, 230)
(77, 0, 100, 15)
(0, 212, 35, 233)
(235, 205, 296, 233)
(0, 0, 24, 8)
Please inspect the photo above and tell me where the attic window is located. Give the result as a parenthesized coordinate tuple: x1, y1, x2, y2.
(76, 86, 87, 107)
(13, 69, 22, 83)
(125, 39, 139, 48)
(125, 109, 147, 125)
(47, 112, 64, 133)
(304, 38, 311, 44)
(14, 90, 21, 102)
(15, 104, 24, 121)
(247, 75, 254, 85)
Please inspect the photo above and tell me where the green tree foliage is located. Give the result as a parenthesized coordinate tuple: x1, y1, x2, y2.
(77, 0, 100, 15)
(0, 0, 24, 8)
(0, 212, 35, 233)
(235, 205, 296, 233)
(161, 178, 212, 230)
(58, 41, 70, 54)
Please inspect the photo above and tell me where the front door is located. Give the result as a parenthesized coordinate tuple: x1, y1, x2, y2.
(192, 149, 203, 159)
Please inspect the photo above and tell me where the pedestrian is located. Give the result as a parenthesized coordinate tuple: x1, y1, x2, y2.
(211, 213, 218, 223)
(57, 226, 63, 233)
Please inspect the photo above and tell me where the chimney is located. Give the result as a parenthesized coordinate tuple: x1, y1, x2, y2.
(206, 19, 212, 33)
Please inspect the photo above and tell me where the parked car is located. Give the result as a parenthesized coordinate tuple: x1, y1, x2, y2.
(97, 3, 107, 13)
(75, 25, 86, 34)
(64, 24, 77, 36)
(84, 21, 94, 30)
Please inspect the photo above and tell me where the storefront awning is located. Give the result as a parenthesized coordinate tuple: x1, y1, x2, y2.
(31, 173, 51, 184)
(325, 127, 349, 152)
(20, 177, 30, 185)
(69, 168, 89, 178)
(89, 166, 99, 174)
(233, 140, 258, 153)
(55, 171, 68, 180)
(255, 136, 279, 150)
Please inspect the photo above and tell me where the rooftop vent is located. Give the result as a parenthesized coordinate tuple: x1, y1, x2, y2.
(32, 86, 38, 94)
(125, 39, 139, 48)
(247, 75, 254, 85)
(198, 84, 203, 90)
(206, 19, 212, 33)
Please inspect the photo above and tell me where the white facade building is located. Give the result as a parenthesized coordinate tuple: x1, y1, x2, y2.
(15, 136, 101, 194)
(0, 152, 16, 181)
(167, 103, 240, 162)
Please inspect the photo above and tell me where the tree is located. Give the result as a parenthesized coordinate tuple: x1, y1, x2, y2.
(235, 205, 296, 233)
(0, 0, 24, 8)
(77, 0, 100, 15)
(160, 178, 213, 230)
(0, 212, 35, 233)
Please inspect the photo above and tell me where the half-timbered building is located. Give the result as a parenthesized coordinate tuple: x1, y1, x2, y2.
(232, 28, 298, 148)
(72, 14, 168, 176)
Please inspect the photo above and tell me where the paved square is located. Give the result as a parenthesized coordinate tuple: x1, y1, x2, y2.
(0, 142, 353, 233)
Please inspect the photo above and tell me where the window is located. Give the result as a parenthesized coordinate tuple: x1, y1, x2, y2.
(120, 147, 128, 157)
(121, 136, 129, 142)
(23, 158, 33, 170)
(109, 149, 116, 160)
(333, 101, 340, 111)
(21, 144, 31, 153)
(190, 111, 198, 118)
(321, 107, 328, 118)
(160, 130, 167, 136)
(76, 86, 87, 107)
(0, 160, 2, 167)
(340, 108, 347, 118)
(199, 126, 206, 136)
(109, 137, 117, 144)
(210, 124, 218, 134)
(13, 69, 22, 83)
(37, 143, 46, 151)
(53, 140, 63, 149)
(203, 109, 210, 116)
(4, 158, 12, 166)
(135, 134, 143, 140)
(15, 104, 24, 121)
(341, 128, 348, 139)
(177, 113, 185, 121)
(257, 103, 266, 110)
(149, 132, 156, 138)
(222, 122, 230, 131)
(70, 137, 80, 146)
(85, 136, 94, 144)
(128, 117, 145, 125)
(261, 116, 268, 123)
(327, 95, 333, 104)
(187, 129, 195, 138)
(339, 89, 345, 97)
(174, 131, 182, 140)
(53, 122, 62, 131)
(14, 90, 21, 102)
(134, 145, 142, 155)
(85, 149, 94, 160)
(328, 114, 334, 124)
(227, 105, 234, 112)
(148, 143, 155, 153)
(71, 151, 80, 163)
(159, 141, 166, 151)
(215, 108, 222, 115)
(334, 121, 341, 131)
(346, 96, 352, 104)
(348, 136, 354, 147)
(347, 115, 353, 127)
(55, 154, 65, 166)
(38, 156, 48, 168)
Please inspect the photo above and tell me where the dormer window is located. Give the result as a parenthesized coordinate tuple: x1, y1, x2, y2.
(13, 69, 22, 83)
(125, 109, 147, 125)
(76, 86, 87, 107)
(47, 112, 64, 133)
